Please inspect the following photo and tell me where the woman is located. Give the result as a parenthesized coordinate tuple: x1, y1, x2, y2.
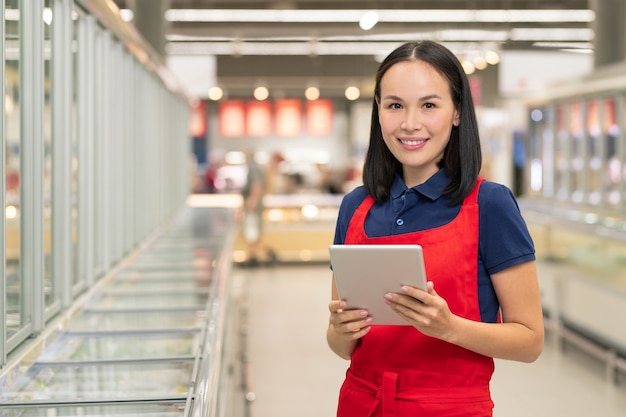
(326, 40, 544, 417)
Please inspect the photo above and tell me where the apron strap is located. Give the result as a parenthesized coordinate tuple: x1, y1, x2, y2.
(382, 371, 398, 417)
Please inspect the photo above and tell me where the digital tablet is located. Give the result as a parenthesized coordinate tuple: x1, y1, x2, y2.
(329, 244, 428, 326)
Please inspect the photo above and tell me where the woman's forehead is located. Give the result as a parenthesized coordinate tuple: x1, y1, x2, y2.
(380, 61, 451, 97)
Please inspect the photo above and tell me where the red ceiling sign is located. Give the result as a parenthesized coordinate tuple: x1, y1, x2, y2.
(246, 100, 272, 137)
(275, 99, 302, 137)
(218, 100, 246, 137)
(306, 99, 333, 136)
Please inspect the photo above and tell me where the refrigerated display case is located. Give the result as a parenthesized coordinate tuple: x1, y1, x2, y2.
(0, 206, 242, 416)
(232, 193, 343, 263)
(519, 199, 626, 382)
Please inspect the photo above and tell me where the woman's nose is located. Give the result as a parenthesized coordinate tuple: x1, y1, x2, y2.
(400, 109, 421, 131)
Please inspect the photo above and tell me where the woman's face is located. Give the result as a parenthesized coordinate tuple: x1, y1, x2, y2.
(377, 60, 459, 188)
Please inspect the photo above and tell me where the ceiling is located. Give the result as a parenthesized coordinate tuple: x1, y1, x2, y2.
(111, 0, 594, 99)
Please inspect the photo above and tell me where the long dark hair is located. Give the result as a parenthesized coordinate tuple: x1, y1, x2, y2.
(362, 40, 482, 206)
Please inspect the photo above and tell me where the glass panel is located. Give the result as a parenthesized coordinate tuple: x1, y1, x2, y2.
(36, 332, 199, 362)
(90, 293, 207, 310)
(71, 9, 80, 288)
(68, 310, 206, 332)
(555, 104, 569, 200)
(5, 0, 21, 339)
(93, 26, 103, 276)
(0, 403, 186, 417)
(541, 106, 554, 197)
(91, 292, 207, 310)
(569, 101, 585, 202)
(528, 106, 546, 196)
(586, 99, 602, 204)
(43, 0, 53, 307)
(604, 98, 620, 207)
(108, 277, 212, 291)
(529, 107, 555, 196)
(0, 361, 192, 403)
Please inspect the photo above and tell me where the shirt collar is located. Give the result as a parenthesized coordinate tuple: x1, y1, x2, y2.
(390, 169, 450, 201)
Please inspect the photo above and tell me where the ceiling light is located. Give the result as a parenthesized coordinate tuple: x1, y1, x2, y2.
(305, 87, 320, 100)
(510, 28, 594, 41)
(165, 9, 595, 24)
(473, 57, 488, 70)
(345, 86, 360, 101)
(359, 11, 378, 30)
(168, 41, 493, 57)
(461, 60, 475, 75)
(484, 50, 500, 65)
(119, 8, 134, 22)
(254, 86, 269, 100)
(208, 86, 223, 101)
(533, 42, 594, 49)
(437, 29, 508, 42)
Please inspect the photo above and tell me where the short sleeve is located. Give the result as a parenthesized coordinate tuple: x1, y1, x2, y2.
(478, 182, 536, 274)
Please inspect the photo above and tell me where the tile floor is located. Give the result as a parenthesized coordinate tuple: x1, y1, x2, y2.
(233, 263, 626, 417)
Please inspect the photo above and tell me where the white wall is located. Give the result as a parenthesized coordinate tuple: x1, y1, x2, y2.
(499, 50, 594, 97)
(167, 55, 217, 98)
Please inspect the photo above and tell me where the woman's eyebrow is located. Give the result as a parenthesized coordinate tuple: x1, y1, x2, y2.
(380, 93, 443, 101)
(381, 94, 403, 101)
(418, 94, 443, 101)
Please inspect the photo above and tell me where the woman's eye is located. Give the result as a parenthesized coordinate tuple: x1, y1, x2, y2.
(389, 103, 402, 109)
(423, 102, 435, 109)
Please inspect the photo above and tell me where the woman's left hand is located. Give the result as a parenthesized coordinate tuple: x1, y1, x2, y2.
(384, 281, 456, 341)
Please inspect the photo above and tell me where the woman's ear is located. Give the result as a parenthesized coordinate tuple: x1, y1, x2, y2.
(453, 110, 461, 126)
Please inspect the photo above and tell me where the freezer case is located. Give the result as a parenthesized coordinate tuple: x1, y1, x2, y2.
(0, 206, 238, 417)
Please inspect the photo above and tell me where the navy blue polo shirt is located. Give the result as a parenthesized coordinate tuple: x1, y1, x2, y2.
(333, 169, 536, 323)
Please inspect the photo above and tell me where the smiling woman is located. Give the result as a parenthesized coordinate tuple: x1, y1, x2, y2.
(326, 40, 543, 417)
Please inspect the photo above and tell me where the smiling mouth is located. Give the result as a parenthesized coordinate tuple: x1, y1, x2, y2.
(399, 138, 426, 146)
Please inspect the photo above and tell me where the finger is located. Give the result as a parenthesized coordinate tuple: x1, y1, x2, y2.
(328, 300, 347, 313)
(330, 309, 370, 328)
(400, 285, 429, 303)
(347, 317, 372, 334)
(334, 316, 371, 335)
(345, 325, 371, 340)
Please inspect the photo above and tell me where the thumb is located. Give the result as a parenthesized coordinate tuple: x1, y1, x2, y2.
(426, 281, 437, 296)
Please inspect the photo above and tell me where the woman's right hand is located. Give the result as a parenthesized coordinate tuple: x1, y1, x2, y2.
(327, 300, 371, 359)
(328, 300, 372, 337)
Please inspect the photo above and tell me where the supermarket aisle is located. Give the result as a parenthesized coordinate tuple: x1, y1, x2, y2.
(235, 263, 626, 417)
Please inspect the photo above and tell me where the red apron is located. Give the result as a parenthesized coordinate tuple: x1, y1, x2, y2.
(337, 179, 494, 417)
